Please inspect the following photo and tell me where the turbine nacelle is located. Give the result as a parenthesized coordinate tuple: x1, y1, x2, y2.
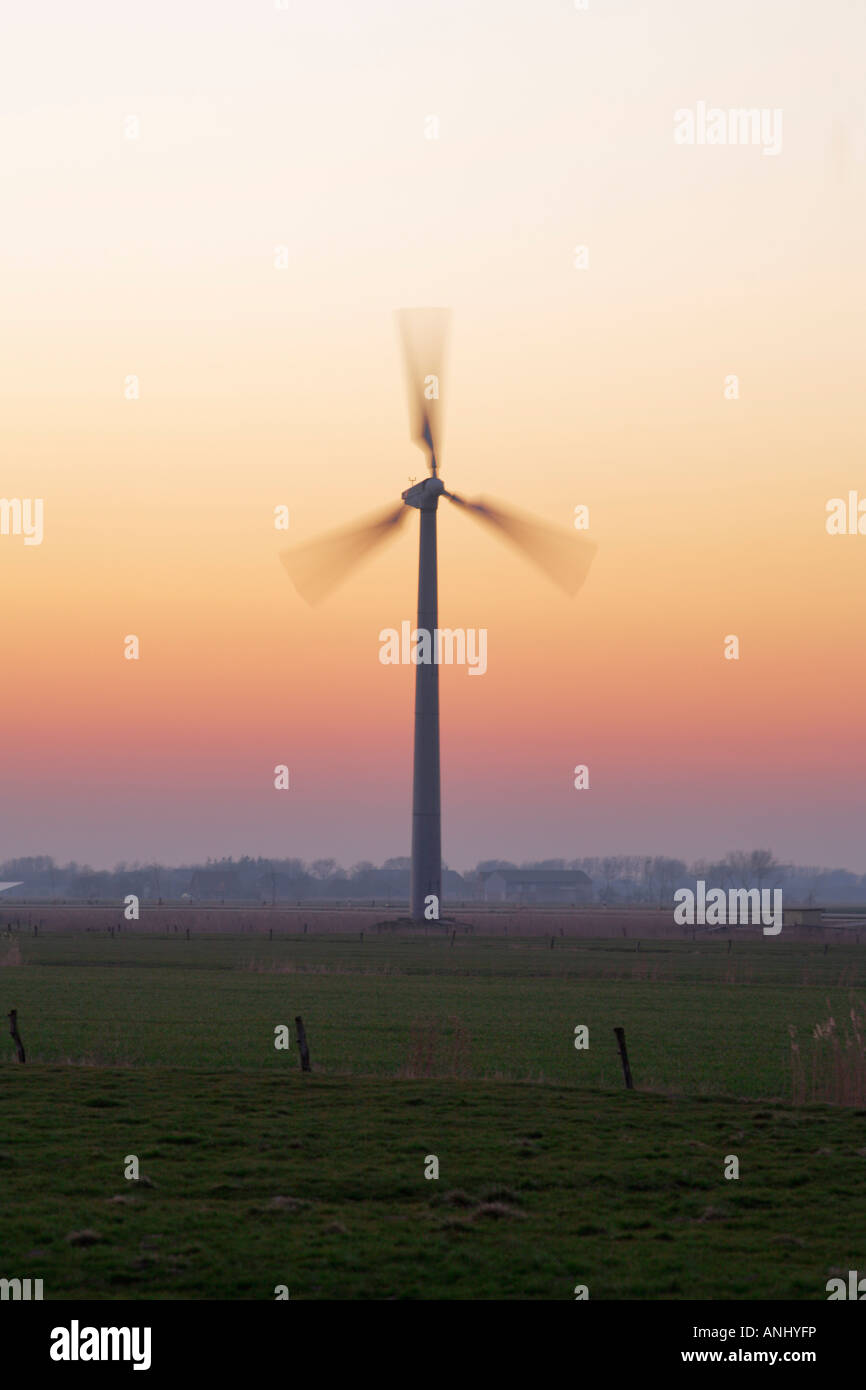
(402, 476, 445, 511)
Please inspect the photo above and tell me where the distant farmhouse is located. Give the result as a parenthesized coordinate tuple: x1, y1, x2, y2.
(480, 869, 592, 905)
(782, 906, 824, 927)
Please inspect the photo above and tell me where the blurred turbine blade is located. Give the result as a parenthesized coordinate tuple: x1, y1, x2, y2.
(396, 307, 450, 474)
(280, 503, 409, 605)
(445, 492, 597, 595)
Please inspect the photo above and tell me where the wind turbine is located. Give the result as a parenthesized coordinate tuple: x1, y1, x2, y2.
(280, 309, 597, 922)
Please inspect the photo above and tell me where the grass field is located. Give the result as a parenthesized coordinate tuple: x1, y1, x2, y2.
(2, 930, 865, 1299)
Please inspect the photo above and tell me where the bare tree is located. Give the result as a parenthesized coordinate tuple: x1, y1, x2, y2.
(601, 856, 627, 902)
(310, 858, 338, 881)
(747, 849, 783, 891)
(657, 858, 687, 905)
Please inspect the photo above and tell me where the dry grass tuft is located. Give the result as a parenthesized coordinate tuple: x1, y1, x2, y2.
(268, 1196, 308, 1212)
(243, 957, 401, 977)
(400, 1015, 472, 1078)
(473, 1201, 526, 1221)
(433, 1189, 475, 1208)
(66, 1229, 102, 1246)
(789, 996, 866, 1106)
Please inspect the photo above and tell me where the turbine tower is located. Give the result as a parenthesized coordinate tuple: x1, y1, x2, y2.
(402, 473, 443, 918)
(280, 309, 596, 922)
(397, 309, 448, 922)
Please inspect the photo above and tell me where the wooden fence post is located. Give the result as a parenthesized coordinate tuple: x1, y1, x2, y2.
(295, 1016, 311, 1073)
(613, 1026, 633, 1090)
(8, 1009, 25, 1064)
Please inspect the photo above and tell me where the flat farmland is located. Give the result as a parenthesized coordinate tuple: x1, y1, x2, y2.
(1, 901, 851, 940)
(2, 930, 865, 1299)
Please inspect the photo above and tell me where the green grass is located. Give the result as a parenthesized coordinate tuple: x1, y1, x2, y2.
(3, 1071, 864, 1300)
(1, 932, 864, 1298)
(4, 932, 863, 1094)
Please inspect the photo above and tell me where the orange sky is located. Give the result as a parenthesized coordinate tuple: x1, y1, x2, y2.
(1, 0, 864, 870)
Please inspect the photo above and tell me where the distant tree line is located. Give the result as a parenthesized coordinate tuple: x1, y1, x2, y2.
(2, 849, 865, 906)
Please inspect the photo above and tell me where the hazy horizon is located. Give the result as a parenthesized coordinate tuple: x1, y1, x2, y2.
(3, 846, 864, 883)
(3, 0, 864, 870)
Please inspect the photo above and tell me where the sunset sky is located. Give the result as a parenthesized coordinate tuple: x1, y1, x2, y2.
(2, 0, 864, 871)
